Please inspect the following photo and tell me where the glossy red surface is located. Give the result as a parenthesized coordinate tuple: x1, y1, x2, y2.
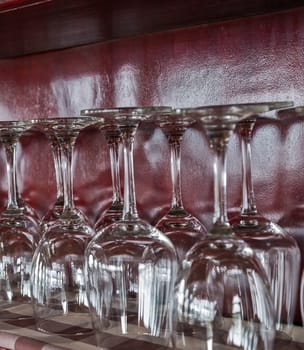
(0, 7, 304, 322)
(0, 0, 302, 57)
(0, 0, 49, 10)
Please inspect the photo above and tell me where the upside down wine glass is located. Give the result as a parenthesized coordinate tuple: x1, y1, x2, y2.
(276, 106, 304, 327)
(83, 107, 178, 349)
(12, 128, 41, 225)
(31, 117, 99, 335)
(31, 118, 90, 232)
(230, 106, 300, 338)
(31, 119, 64, 231)
(0, 120, 40, 320)
(95, 125, 123, 231)
(0, 121, 40, 229)
(152, 109, 207, 263)
(80, 109, 124, 231)
(175, 104, 277, 350)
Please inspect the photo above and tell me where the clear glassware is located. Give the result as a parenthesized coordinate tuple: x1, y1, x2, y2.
(151, 109, 207, 263)
(276, 106, 304, 329)
(14, 128, 41, 225)
(81, 109, 124, 231)
(0, 120, 41, 320)
(31, 116, 99, 336)
(31, 118, 88, 232)
(175, 104, 277, 350)
(298, 281, 304, 329)
(17, 195, 41, 225)
(0, 122, 41, 229)
(83, 107, 178, 349)
(94, 126, 123, 230)
(230, 106, 300, 338)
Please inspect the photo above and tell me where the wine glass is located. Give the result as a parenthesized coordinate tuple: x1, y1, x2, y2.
(0, 121, 40, 229)
(30, 118, 89, 232)
(276, 106, 304, 328)
(80, 109, 124, 231)
(83, 107, 178, 349)
(150, 109, 207, 263)
(230, 105, 300, 338)
(31, 116, 99, 336)
(175, 104, 277, 350)
(0, 120, 41, 320)
(12, 128, 41, 225)
(95, 126, 123, 230)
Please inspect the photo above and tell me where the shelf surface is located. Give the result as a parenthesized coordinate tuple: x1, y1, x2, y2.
(0, 0, 303, 58)
(0, 303, 302, 349)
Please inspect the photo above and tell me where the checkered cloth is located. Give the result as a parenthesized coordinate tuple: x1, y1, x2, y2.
(0, 304, 173, 350)
(0, 304, 98, 350)
(0, 304, 303, 350)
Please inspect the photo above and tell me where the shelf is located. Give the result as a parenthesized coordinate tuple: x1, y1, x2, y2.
(0, 303, 303, 349)
(0, 0, 302, 58)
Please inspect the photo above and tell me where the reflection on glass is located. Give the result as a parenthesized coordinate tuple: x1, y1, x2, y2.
(0, 120, 40, 320)
(31, 117, 98, 336)
(231, 110, 300, 338)
(151, 109, 207, 264)
(80, 109, 124, 231)
(83, 107, 178, 349)
(31, 118, 90, 231)
(276, 106, 304, 330)
(175, 104, 278, 350)
(95, 126, 123, 230)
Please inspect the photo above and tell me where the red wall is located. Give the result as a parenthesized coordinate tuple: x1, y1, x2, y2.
(0, 6, 303, 321)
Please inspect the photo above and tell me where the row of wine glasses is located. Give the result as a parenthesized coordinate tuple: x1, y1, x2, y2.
(0, 103, 301, 350)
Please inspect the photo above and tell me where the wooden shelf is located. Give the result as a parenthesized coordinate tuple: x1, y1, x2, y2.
(0, 0, 303, 58)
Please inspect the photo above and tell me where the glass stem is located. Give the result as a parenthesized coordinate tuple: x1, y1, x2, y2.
(4, 140, 19, 210)
(122, 126, 138, 221)
(107, 134, 123, 206)
(209, 138, 232, 235)
(60, 137, 76, 213)
(168, 134, 184, 211)
(239, 121, 258, 217)
(51, 138, 64, 204)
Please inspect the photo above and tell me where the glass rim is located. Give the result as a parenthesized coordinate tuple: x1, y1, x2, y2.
(192, 101, 292, 114)
(30, 116, 101, 124)
(144, 102, 294, 124)
(80, 106, 172, 118)
(29, 117, 104, 133)
(276, 105, 304, 119)
(0, 119, 33, 128)
(168, 101, 292, 125)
